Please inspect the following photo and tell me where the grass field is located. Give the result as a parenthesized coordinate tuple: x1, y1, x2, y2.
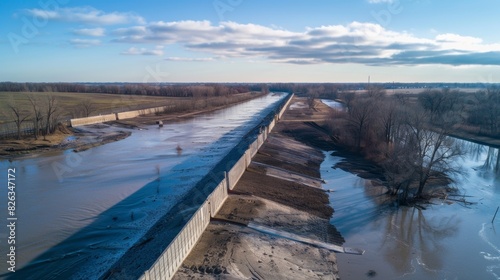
(0, 92, 180, 124)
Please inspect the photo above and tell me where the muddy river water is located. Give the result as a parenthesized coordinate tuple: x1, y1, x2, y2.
(321, 100, 500, 280)
(0, 93, 286, 279)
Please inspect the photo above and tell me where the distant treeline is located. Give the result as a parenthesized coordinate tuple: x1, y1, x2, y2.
(2, 82, 498, 98)
(0, 82, 268, 97)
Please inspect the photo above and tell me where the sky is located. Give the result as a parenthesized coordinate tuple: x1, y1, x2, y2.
(2, 0, 500, 83)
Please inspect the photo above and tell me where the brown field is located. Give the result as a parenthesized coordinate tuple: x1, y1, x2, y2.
(0, 91, 179, 124)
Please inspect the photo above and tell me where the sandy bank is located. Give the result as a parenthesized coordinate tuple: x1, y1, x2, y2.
(174, 197, 340, 280)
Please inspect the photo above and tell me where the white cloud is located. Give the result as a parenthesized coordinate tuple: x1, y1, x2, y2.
(121, 46, 164, 56)
(73, 28, 105, 37)
(26, 6, 144, 25)
(111, 20, 500, 66)
(164, 57, 214, 62)
(436, 33, 483, 44)
(69, 39, 101, 48)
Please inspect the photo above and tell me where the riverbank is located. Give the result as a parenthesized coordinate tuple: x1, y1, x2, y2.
(0, 93, 265, 159)
(171, 97, 346, 279)
(0, 124, 132, 159)
(445, 128, 500, 149)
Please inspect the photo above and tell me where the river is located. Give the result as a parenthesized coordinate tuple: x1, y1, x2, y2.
(320, 99, 500, 280)
(0, 93, 286, 279)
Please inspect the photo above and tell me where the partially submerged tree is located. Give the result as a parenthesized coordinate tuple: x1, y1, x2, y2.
(383, 107, 464, 202)
(333, 91, 465, 203)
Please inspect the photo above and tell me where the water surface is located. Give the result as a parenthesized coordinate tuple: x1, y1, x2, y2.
(320, 99, 500, 279)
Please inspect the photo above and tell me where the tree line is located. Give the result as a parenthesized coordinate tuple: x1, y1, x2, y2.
(0, 82, 267, 97)
(416, 87, 500, 138)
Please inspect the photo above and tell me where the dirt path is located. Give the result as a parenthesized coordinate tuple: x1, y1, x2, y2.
(174, 98, 345, 279)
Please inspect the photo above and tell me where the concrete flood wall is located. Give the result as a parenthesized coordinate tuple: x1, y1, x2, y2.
(116, 106, 173, 120)
(139, 93, 294, 280)
(70, 105, 173, 127)
(142, 184, 217, 279)
(227, 154, 248, 190)
(70, 114, 117, 127)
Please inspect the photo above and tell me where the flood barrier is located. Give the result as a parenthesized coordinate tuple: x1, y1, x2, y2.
(69, 106, 173, 127)
(70, 114, 117, 127)
(115, 106, 173, 120)
(139, 93, 293, 280)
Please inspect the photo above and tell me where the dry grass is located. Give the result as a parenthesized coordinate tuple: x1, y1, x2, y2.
(0, 91, 180, 124)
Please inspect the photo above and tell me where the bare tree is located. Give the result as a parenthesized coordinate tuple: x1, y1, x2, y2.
(340, 92, 356, 111)
(383, 139, 418, 199)
(26, 94, 43, 140)
(6, 102, 31, 140)
(366, 85, 386, 98)
(418, 88, 460, 125)
(386, 109, 463, 201)
(378, 99, 399, 146)
(306, 88, 318, 109)
(43, 95, 59, 139)
(78, 98, 95, 117)
(468, 88, 500, 136)
(346, 98, 376, 149)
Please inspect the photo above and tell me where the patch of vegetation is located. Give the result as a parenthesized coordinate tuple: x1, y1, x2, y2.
(322, 86, 499, 204)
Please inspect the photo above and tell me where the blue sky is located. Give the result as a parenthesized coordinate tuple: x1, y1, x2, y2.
(2, 0, 500, 83)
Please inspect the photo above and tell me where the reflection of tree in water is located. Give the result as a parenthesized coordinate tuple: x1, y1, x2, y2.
(362, 179, 392, 206)
(458, 140, 499, 176)
(461, 141, 487, 162)
(380, 207, 461, 275)
(483, 147, 500, 174)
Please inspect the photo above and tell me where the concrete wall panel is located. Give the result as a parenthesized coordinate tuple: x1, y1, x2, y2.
(70, 114, 117, 127)
(227, 155, 247, 190)
(71, 105, 174, 127)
